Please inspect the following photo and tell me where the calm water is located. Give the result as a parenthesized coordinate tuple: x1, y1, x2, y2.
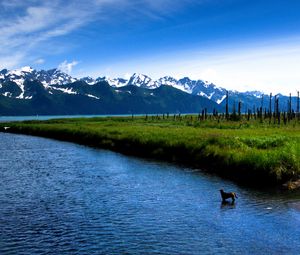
(0, 115, 124, 122)
(0, 114, 167, 123)
(0, 113, 196, 122)
(0, 133, 299, 254)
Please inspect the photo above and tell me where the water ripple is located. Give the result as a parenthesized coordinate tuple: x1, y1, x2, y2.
(0, 133, 299, 254)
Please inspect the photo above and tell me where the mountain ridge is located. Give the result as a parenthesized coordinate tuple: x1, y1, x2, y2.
(0, 66, 280, 102)
(0, 66, 298, 116)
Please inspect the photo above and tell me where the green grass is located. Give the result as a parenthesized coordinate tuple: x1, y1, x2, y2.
(1, 115, 299, 186)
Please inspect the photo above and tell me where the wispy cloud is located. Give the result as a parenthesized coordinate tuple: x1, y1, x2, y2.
(0, 53, 26, 70)
(0, 1, 94, 68)
(34, 58, 45, 65)
(0, 0, 198, 69)
(58, 60, 79, 74)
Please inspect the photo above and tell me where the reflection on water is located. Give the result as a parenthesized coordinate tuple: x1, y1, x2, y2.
(220, 200, 236, 209)
(289, 202, 300, 212)
(0, 133, 299, 254)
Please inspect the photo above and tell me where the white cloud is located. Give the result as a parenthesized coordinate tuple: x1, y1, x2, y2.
(0, 53, 26, 70)
(124, 73, 132, 79)
(0, 0, 39, 9)
(58, 60, 79, 74)
(34, 58, 45, 64)
(199, 68, 218, 82)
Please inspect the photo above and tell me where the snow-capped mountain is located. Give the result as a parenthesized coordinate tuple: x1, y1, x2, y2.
(102, 77, 128, 88)
(0, 66, 298, 116)
(84, 73, 228, 103)
(122, 74, 228, 104)
(80, 76, 96, 85)
(80, 76, 128, 87)
(243, 90, 265, 98)
(0, 67, 295, 112)
(0, 66, 37, 99)
(0, 66, 76, 87)
(0, 66, 76, 99)
(37, 68, 76, 86)
(127, 73, 159, 89)
(1, 67, 229, 103)
(174, 77, 227, 103)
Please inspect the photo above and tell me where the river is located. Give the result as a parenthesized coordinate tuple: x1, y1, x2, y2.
(0, 133, 299, 254)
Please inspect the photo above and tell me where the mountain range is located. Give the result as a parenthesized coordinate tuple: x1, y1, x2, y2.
(0, 66, 298, 115)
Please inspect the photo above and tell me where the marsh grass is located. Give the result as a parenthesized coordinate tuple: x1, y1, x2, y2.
(2, 115, 299, 186)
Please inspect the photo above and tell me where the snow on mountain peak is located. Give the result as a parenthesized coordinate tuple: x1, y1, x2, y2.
(21, 66, 34, 73)
(129, 73, 150, 84)
(80, 76, 96, 85)
(0, 67, 226, 101)
(105, 77, 128, 87)
(157, 76, 178, 86)
(0, 67, 273, 106)
(0, 67, 81, 99)
(244, 90, 264, 98)
(7, 66, 34, 77)
(128, 73, 159, 89)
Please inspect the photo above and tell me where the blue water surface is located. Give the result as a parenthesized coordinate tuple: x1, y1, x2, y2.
(0, 133, 299, 254)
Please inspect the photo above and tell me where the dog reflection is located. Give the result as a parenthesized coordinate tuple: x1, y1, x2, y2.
(220, 200, 236, 209)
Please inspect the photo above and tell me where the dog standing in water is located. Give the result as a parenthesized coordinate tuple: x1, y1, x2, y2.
(220, 189, 238, 202)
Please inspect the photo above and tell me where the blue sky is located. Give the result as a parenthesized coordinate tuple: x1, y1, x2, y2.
(0, 0, 300, 94)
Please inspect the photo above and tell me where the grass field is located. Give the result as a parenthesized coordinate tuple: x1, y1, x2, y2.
(1, 115, 299, 187)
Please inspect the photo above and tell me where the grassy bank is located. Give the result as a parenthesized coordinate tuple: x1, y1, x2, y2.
(1, 116, 299, 187)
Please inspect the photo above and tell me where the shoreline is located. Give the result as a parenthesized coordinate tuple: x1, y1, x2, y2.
(1, 116, 299, 189)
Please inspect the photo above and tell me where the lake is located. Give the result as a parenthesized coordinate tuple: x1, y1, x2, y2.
(0, 133, 299, 254)
(0, 113, 196, 123)
(0, 115, 126, 122)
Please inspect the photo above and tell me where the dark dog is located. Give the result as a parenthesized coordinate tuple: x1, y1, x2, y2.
(220, 189, 238, 202)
